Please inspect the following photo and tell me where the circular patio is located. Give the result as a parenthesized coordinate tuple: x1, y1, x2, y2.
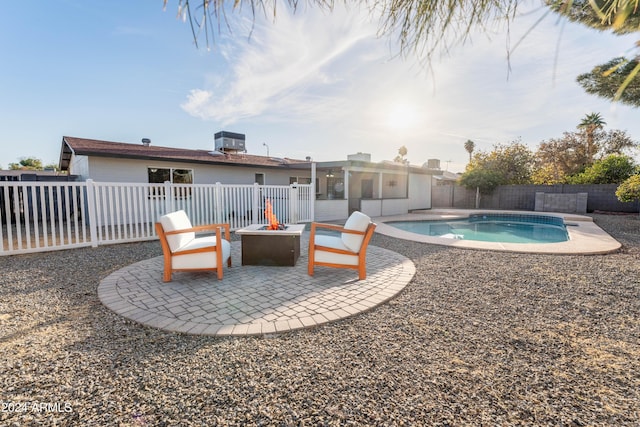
(98, 237, 415, 336)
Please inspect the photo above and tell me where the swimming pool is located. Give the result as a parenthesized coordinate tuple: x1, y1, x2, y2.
(375, 210, 621, 254)
(387, 213, 569, 244)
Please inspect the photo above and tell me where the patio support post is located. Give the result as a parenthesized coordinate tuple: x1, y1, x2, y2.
(311, 162, 316, 221)
(405, 165, 410, 199)
(343, 167, 349, 201)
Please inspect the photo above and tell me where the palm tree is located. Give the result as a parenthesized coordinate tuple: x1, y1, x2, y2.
(394, 145, 409, 164)
(464, 139, 475, 163)
(578, 112, 606, 164)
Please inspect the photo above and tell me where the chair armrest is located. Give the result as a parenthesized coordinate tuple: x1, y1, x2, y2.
(165, 223, 231, 240)
(310, 222, 369, 237)
(191, 223, 230, 240)
(310, 222, 345, 232)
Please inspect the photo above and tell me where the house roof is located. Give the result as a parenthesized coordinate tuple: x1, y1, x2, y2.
(59, 136, 311, 171)
(317, 159, 441, 175)
(433, 170, 461, 181)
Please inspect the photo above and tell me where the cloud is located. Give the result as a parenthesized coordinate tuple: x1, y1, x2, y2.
(179, 3, 640, 168)
(182, 89, 215, 119)
(180, 4, 384, 125)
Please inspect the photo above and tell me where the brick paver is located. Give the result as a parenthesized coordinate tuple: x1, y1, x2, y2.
(98, 235, 414, 336)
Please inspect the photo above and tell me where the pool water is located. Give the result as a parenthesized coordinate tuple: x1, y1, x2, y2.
(388, 214, 569, 244)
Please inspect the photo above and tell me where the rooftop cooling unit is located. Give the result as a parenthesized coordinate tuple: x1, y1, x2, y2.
(347, 152, 371, 162)
(214, 131, 246, 153)
(425, 159, 441, 169)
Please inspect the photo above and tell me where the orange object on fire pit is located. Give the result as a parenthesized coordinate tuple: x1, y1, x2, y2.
(264, 199, 284, 230)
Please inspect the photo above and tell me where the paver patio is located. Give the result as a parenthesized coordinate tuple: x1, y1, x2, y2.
(98, 235, 415, 336)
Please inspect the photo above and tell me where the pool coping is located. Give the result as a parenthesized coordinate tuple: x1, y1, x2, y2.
(374, 209, 621, 255)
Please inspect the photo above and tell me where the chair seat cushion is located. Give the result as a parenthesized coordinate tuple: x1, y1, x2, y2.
(315, 235, 351, 252)
(313, 235, 358, 266)
(172, 237, 231, 269)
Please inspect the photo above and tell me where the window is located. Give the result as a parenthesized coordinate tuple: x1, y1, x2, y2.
(255, 173, 265, 185)
(327, 177, 345, 199)
(290, 176, 312, 184)
(148, 167, 193, 184)
(172, 169, 193, 184)
(147, 167, 193, 199)
(148, 168, 171, 184)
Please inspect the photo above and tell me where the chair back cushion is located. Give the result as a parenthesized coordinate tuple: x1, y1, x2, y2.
(159, 210, 195, 251)
(341, 211, 371, 252)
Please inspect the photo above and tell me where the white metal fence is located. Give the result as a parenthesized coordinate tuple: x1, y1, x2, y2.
(0, 180, 313, 255)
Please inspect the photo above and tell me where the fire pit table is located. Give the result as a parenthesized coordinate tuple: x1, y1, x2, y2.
(235, 224, 306, 266)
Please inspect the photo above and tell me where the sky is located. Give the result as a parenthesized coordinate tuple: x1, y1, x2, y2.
(1, 1, 639, 173)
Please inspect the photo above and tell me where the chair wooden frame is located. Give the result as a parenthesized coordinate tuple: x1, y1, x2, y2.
(307, 221, 377, 280)
(155, 222, 232, 281)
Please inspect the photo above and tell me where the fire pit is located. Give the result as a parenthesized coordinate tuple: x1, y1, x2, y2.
(235, 200, 305, 266)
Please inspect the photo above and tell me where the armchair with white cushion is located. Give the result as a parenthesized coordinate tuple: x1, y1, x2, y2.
(307, 211, 376, 280)
(155, 210, 232, 281)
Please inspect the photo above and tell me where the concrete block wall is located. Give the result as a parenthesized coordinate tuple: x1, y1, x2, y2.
(434, 184, 638, 213)
(534, 192, 588, 214)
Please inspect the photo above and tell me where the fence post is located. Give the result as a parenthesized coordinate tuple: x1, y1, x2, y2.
(85, 179, 99, 248)
(214, 182, 224, 223)
(310, 162, 316, 221)
(163, 181, 172, 214)
(289, 184, 299, 224)
(252, 183, 261, 224)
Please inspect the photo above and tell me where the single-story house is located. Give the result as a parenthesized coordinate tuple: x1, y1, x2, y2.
(58, 134, 440, 220)
(59, 134, 312, 186)
(313, 153, 437, 220)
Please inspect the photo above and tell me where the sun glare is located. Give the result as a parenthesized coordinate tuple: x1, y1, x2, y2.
(385, 103, 419, 131)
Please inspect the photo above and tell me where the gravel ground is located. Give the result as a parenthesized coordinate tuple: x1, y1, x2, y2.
(0, 214, 638, 426)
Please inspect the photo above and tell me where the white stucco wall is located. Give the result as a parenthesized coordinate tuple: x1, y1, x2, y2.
(360, 198, 409, 217)
(69, 155, 90, 180)
(75, 157, 311, 184)
(408, 173, 432, 210)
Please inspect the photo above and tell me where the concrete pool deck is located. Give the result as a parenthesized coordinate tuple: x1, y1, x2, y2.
(374, 209, 621, 255)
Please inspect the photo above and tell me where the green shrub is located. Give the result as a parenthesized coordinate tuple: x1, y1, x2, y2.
(616, 174, 640, 203)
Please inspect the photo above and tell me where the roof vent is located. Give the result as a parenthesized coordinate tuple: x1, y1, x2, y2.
(141, 138, 151, 146)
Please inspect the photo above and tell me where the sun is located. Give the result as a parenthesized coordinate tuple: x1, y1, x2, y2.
(385, 103, 420, 131)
